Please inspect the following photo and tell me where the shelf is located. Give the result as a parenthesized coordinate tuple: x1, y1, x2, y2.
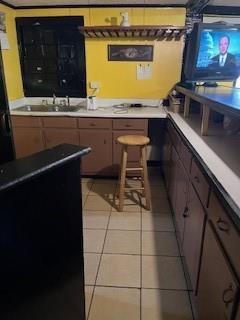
(78, 25, 186, 40)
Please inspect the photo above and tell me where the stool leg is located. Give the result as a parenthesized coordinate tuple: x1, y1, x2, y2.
(118, 145, 128, 212)
(140, 155, 145, 197)
(141, 146, 151, 211)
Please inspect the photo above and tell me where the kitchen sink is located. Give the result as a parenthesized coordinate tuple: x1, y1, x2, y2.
(14, 105, 81, 112)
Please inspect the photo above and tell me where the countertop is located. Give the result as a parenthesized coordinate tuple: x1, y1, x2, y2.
(176, 85, 240, 118)
(0, 144, 91, 193)
(10, 105, 167, 118)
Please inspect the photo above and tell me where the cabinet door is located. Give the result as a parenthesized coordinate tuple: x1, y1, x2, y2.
(174, 160, 189, 244)
(80, 130, 112, 175)
(168, 145, 179, 210)
(198, 223, 238, 320)
(183, 184, 205, 291)
(43, 129, 79, 149)
(162, 132, 171, 188)
(13, 127, 44, 158)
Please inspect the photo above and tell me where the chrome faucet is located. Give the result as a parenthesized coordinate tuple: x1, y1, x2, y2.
(53, 93, 56, 105)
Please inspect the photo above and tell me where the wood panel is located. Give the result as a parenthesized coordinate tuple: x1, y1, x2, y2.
(183, 184, 206, 291)
(191, 159, 210, 208)
(80, 130, 112, 175)
(78, 118, 112, 129)
(113, 119, 148, 131)
(208, 192, 240, 280)
(43, 129, 79, 149)
(198, 223, 238, 320)
(13, 127, 44, 158)
(42, 117, 77, 128)
(11, 116, 42, 128)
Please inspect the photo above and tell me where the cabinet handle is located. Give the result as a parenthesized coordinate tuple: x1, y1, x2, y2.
(125, 124, 131, 128)
(194, 176, 200, 183)
(217, 218, 230, 233)
(222, 284, 235, 306)
(183, 206, 189, 218)
(103, 139, 106, 145)
(37, 79, 43, 83)
(90, 123, 96, 127)
(36, 67, 42, 71)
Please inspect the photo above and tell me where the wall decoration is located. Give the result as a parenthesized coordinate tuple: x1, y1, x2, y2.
(0, 12, 9, 50)
(108, 45, 153, 61)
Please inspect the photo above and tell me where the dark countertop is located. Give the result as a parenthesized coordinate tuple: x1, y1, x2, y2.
(0, 144, 91, 193)
(176, 85, 240, 118)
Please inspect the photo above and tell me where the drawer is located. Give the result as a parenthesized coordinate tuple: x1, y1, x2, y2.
(209, 192, 240, 280)
(78, 118, 112, 129)
(191, 159, 209, 207)
(42, 117, 77, 128)
(113, 119, 148, 131)
(11, 116, 42, 128)
(167, 121, 181, 155)
(180, 141, 192, 174)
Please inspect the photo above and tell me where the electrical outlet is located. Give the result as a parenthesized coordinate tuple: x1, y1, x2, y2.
(90, 81, 100, 89)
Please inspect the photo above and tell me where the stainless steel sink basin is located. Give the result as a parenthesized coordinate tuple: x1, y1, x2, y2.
(14, 105, 81, 112)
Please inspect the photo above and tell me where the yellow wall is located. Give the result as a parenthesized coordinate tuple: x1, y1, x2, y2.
(1, 6, 186, 100)
(0, 4, 24, 100)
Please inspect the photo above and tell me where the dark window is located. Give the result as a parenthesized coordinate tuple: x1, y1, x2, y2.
(16, 17, 86, 98)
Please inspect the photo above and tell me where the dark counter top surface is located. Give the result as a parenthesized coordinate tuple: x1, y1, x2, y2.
(0, 144, 91, 193)
(176, 85, 240, 118)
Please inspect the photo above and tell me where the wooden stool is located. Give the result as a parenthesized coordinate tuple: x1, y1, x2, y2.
(117, 135, 151, 212)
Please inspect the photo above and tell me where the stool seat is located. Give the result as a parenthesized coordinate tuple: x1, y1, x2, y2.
(117, 135, 150, 146)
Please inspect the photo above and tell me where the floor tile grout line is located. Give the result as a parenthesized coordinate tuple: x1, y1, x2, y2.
(84, 252, 181, 259)
(91, 283, 191, 291)
(86, 197, 112, 320)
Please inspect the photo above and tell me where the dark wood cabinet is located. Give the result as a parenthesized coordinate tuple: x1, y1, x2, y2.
(168, 145, 179, 211)
(174, 160, 189, 244)
(183, 184, 206, 291)
(16, 17, 86, 97)
(162, 132, 172, 190)
(198, 222, 238, 320)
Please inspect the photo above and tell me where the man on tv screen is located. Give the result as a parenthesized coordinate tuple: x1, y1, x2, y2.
(210, 35, 236, 69)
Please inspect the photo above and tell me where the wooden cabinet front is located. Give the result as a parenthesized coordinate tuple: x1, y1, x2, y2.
(174, 160, 189, 244)
(208, 192, 240, 281)
(183, 183, 206, 291)
(198, 222, 238, 320)
(43, 129, 79, 149)
(13, 127, 44, 158)
(80, 130, 112, 175)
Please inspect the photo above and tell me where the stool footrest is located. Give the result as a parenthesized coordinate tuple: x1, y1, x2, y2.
(126, 167, 143, 171)
(124, 187, 144, 191)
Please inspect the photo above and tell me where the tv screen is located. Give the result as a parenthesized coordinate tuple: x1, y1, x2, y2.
(185, 23, 240, 81)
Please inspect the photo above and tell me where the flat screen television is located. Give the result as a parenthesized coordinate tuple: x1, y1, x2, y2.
(184, 23, 240, 82)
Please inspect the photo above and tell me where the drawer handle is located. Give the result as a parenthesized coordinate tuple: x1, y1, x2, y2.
(222, 284, 235, 306)
(217, 218, 230, 233)
(194, 176, 200, 183)
(183, 206, 189, 218)
(125, 124, 132, 128)
(90, 123, 96, 127)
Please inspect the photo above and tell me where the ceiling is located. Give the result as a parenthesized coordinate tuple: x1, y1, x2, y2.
(2, 0, 240, 7)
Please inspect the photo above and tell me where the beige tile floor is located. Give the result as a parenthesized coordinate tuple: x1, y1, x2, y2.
(82, 169, 193, 320)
